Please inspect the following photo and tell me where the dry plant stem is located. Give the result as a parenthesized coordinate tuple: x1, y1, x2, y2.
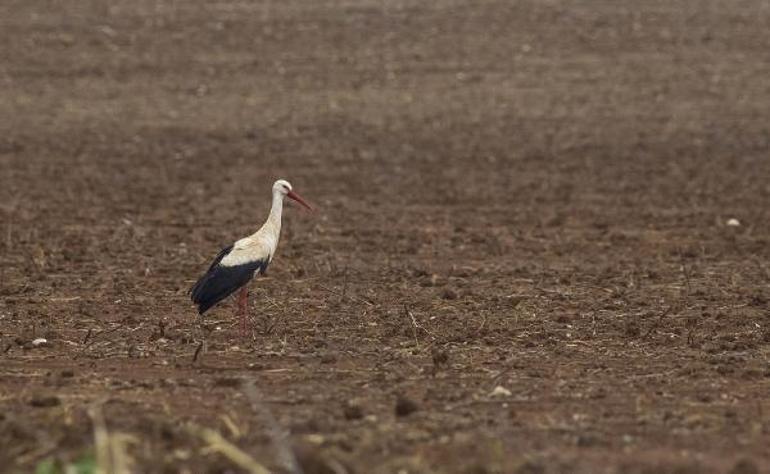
(187, 423, 270, 474)
(243, 379, 303, 474)
(404, 304, 420, 346)
(192, 313, 207, 363)
(88, 403, 111, 474)
(193, 340, 205, 364)
(404, 304, 434, 343)
(78, 325, 125, 356)
(87, 402, 136, 474)
(318, 283, 374, 306)
(83, 328, 93, 345)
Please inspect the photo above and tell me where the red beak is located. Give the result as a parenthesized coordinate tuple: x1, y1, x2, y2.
(287, 190, 314, 211)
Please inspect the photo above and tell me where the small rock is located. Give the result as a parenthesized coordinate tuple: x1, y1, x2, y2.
(726, 218, 741, 227)
(576, 434, 599, 447)
(29, 396, 61, 407)
(60, 369, 75, 378)
(490, 386, 512, 397)
(31, 338, 48, 347)
(395, 395, 419, 417)
(320, 352, 338, 364)
(441, 288, 459, 300)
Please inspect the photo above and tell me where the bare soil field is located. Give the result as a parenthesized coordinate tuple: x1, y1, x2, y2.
(1, 0, 770, 472)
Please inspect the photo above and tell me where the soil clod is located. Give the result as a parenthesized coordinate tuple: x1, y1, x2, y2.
(395, 395, 419, 417)
(28, 396, 61, 408)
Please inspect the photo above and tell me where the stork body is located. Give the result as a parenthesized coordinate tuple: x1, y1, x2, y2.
(190, 179, 312, 336)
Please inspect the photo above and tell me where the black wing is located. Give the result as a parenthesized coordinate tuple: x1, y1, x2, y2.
(205, 245, 234, 272)
(190, 246, 269, 315)
(189, 245, 232, 296)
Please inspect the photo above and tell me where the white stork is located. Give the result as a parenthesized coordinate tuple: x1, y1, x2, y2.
(190, 179, 313, 336)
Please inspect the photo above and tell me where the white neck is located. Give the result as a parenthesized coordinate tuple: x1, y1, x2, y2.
(251, 190, 284, 244)
(267, 190, 284, 227)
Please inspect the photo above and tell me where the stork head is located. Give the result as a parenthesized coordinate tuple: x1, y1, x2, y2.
(273, 179, 293, 195)
(273, 179, 313, 211)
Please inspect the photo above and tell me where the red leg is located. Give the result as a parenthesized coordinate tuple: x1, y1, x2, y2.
(237, 286, 249, 339)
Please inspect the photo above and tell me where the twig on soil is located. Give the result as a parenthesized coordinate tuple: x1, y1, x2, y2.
(403, 304, 434, 345)
(318, 284, 374, 306)
(564, 340, 593, 347)
(192, 313, 210, 363)
(193, 340, 205, 364)
(476, 314, 488, 334)
(78, 325, 124, 354)
(262, 295, 283, 311)
(404, 304, 420, 346)
(187, 423, 270, 474)
(50, 296, 82, 302)
(242, 379, 303, 474)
